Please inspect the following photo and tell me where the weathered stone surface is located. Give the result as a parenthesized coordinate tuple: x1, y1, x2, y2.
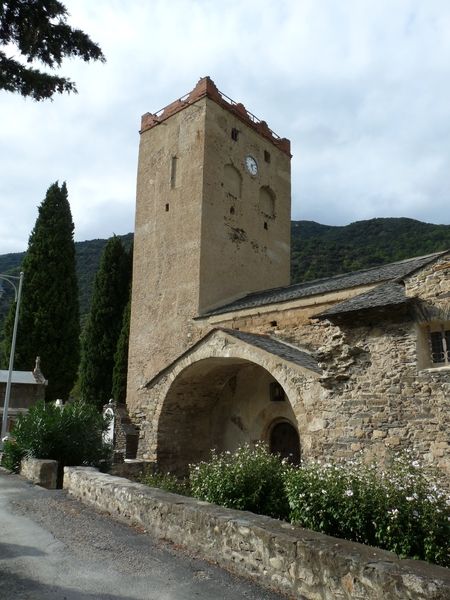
(64, 467, 450, 600)
(21, 458, 58, 489)
(124, 75, 450, 485)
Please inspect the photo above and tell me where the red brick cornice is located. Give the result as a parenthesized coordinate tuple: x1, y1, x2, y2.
(140, 76, 291, 156)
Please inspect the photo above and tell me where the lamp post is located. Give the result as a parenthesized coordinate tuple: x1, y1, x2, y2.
(0, 271, 24, 446)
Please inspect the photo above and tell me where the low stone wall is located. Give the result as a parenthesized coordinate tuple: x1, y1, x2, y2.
(64, 467, 450, 600)
(21, 458, 58, 489)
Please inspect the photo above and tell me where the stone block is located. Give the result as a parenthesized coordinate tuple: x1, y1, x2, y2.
(20, 458, 58, 489)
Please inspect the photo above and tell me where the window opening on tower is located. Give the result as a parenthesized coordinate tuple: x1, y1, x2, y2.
(170, 156, 178, 188)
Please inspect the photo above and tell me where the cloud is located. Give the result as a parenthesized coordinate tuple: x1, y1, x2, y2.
(1, 0, 450, 253)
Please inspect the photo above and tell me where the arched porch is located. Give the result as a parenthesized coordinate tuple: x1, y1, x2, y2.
(156, 356, 300, 474)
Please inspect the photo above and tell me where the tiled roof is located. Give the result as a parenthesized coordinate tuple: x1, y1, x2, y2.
(145, 327, 321, 387)
(222, 329, 321, 373)
(315, 282, 409, 318)
(202, 251, 447, 317)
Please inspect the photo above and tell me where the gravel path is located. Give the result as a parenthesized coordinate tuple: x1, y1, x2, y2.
(0, 469, 290, 599)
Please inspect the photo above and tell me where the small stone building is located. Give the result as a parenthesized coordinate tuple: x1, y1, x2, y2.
(0, 357, 47, 433)
(123, 77, 450, 478)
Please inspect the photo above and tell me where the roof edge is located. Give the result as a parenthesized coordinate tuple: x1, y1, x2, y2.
(198, 250, 450, 318)
(143, 327, 319, 389)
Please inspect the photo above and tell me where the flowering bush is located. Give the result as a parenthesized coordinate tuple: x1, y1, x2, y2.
(138, 443, 449, 567)
(284, 456, 450, 567)
(189, 443, 290, 520)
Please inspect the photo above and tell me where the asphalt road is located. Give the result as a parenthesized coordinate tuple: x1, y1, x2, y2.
(0, 469, 288, 600)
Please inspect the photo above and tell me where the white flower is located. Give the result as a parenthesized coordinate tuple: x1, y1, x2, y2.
(345, 490, 354, 497)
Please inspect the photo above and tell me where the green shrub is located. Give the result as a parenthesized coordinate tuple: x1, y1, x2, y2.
(1, 438, 25, 472)
(189, 443, 290, 520)
(1, 400, 112, 483)
(138, 469, 190, 496)
(284, 456, 450, 567)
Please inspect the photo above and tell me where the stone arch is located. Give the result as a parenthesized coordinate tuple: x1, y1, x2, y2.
(259, 186, 276, 218)
(223, 164, 242, 200)
(155, 345, 303, 474)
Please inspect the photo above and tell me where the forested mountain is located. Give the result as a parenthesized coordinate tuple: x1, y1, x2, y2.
(1, 218, 450, 330)
(290, 218, 450, 282)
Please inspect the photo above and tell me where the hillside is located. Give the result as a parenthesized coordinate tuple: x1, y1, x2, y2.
(290, 217, 450, 282)
(1, 218, 450, 329)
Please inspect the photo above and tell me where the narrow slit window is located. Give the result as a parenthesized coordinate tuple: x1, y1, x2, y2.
(231, 128, 239, 141)
(264, 150, 271, 163)
(170, 156, 178, 188)
(264, 221, 268, 230)
(165, 203, 170, 212)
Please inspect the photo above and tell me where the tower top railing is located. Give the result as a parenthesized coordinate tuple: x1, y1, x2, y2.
(140, 77, 291, 156)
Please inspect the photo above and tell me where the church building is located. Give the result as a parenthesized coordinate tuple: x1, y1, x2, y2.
(124, 77, 449, 478)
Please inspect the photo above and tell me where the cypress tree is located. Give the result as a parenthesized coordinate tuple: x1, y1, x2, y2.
(111, 296, 131, 404)
(79, 236, 131, 408)
(3, 182, 80, 400)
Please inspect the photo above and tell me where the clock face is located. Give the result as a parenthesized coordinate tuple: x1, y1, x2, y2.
(245, 155, 258, 176)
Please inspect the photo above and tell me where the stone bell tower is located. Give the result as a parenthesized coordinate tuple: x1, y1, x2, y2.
(126, 77, 292, 411)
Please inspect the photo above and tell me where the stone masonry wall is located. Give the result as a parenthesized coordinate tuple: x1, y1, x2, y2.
(206, 291, 449, 478)
(64, 467, 450, 600)
(405, 255, 450, 303)
(130, 330, 322, 467)
(129, 254, 450, 478)
(21, 458, 58, 489)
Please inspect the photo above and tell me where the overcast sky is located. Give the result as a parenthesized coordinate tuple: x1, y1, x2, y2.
(1, 0, 450, 254)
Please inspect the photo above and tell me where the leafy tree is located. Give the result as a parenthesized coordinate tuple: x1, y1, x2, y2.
(79, 236, 131, 408)
(3, 181, 80, 400)
(0, 0, 105, 101)
(111, 294, 131, 404)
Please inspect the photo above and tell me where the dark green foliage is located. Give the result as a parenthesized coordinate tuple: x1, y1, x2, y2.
(138, 468, 190, 496)
(3, 182, 80, 400)
(0, 261, 20, 358)
(291, 217, 450, 283)
(189, 443, 290, 520)
(79, 236, 131, 408)
(1, 400, 112, 483)
(1, 437, 25, 471)
(0, 233, 132, 326)
(0, 235, 133, 365)
(112, 295, 131, 404)
(0, 251, 24, 274)
(0, 0, 105, 100)
(2, 218, 449, 333)
(74, 235, 132, 328)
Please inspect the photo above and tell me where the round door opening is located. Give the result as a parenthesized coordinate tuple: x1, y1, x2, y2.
(269, 421, 300, 465)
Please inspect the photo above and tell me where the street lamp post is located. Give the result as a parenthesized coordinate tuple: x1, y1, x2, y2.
(0, 271, 24, 445)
